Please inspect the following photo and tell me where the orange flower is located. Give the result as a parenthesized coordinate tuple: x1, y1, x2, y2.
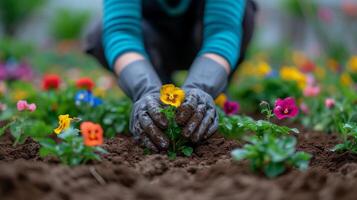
(76, 77, 95, 91)
(80, 121, 103, 146)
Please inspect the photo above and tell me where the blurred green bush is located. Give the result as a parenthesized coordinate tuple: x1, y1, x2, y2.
(50, 8, 90, 41)
(0, 0, 46, 36)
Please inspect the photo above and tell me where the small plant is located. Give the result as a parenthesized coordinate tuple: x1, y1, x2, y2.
(231, 134, 311, 178)
(39, 117, 107, 166)
(218, 98, 299, 140)
(230, 98, 311, 178)
(333, 123, 357, 154)
(0, 100, 52, 145)
(159, 84, 192, 159)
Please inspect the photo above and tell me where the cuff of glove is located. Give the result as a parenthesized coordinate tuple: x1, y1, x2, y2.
(183, 56, 228, 98)
(118, 60, 162, 102)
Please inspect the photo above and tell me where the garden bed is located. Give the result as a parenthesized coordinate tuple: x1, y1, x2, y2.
(1, 128, 357, 200)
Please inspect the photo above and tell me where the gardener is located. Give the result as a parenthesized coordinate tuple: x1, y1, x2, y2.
(85, 0, 256, 152)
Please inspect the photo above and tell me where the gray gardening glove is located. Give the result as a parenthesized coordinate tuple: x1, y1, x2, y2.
(176, 56, 228, 143)
(118, 60, 169, 152)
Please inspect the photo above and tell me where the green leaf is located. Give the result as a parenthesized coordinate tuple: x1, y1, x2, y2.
(332, 143, 347, 152)
(291, 152, 311, 171)
(231, 149, 248, 160)
(168, 151, 176, 160)
(264, 162, 285, 178)
(181, 146, 193, 157)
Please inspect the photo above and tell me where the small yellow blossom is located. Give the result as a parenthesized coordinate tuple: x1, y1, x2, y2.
(347, 56, 357, 72)
(280, 66, 307, 89)
(160, 84, 185, 107)
(215, 93, 227, 108)
(54, 114, 73, 134)
(340, 73, 353, 86)
(256, 61, 272, 77)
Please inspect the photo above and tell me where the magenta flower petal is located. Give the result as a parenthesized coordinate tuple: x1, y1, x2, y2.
(224, 101, 239, 116)
(274, 97, 299, 120)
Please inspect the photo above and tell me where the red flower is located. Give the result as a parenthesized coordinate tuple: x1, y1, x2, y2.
(76, 77, 95, 91)
(273, 97, 299, 120)
(42, 74, 60, 90)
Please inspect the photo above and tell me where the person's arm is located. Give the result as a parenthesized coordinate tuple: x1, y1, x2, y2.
(103, 0, 169, 152)
(177, 0, 246, 142)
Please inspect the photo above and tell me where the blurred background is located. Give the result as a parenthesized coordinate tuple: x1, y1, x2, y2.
(0, 0, 356, 86)
(1, 0, 356, 68)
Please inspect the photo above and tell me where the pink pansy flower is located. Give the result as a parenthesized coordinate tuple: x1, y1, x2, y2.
(0, 103, 7, 111)
(274, 97, 299, 120)
(27, 103, 37, 112)
(325, 98, 335, 109)
(223, 101, 239, 116)
(17, 100, 28, 111)
(300, 103, 310, 114)
(303, 85, 320, 97)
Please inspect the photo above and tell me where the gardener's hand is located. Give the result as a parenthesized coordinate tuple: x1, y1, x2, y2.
(115, 57, 169, 152)
(131, 92, 170, 152)
(176, 88, 218, 142)
(175, 56, 229, 143)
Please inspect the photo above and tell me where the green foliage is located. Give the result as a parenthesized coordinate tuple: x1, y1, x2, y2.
(219, 111, 299, 140)
(281, 0, 317, 18)
(333, 123, 357, 154)
(301, 98, 357, 133)
(50, 8, 90, 40)
(39, 128, 107, 166)
(0, 38, 36, 60)
(232, 134, 311, 178)
(0, 0, 46, 35)
(161, 106, 192, 158)
(0, 110, 52, 145)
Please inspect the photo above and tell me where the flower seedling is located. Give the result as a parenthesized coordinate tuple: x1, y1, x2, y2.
(159, 84, 192, 159)
(39, 118, 107, 166)
(231, 134, 312, 178)
(0, 100, 52, 145)
(333, 123, 357, 154)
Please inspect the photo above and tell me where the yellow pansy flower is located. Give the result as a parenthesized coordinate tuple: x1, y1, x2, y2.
(54, 114, 73, 134)
(280, 66, 307, 89)
(340, 73, 353, 86)
(160, 84, 185, 107)
(256, 61, 272, 77)
(347, 56, 357, 72)
(215, 93, 227, 108)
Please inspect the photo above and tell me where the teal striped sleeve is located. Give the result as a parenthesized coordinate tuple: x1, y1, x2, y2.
(103, 0, 146, 69)
(199, 0, 246, 70)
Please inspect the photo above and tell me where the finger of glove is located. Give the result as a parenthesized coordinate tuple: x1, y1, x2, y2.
(139, 112, 169, 150)
(204, 112, 219, 140)
(176, 93, 197, 126)
(192, 108, 215, 143)
(146, 97, 168, 129)
(182, 104, 206, 138)
(140, 134, 159, 153)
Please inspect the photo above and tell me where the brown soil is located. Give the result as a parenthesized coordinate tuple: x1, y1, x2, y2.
(1, 128, 357, 200)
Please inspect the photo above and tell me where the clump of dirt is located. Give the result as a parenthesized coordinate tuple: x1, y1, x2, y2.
(1, 130, 357, 200)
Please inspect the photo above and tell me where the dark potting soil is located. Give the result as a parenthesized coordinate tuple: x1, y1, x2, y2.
(1, 128, 357, 200)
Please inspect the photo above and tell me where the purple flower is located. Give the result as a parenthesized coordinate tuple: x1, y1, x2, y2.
(273, 97, 299, 120)
(223, 101, 239, 116)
